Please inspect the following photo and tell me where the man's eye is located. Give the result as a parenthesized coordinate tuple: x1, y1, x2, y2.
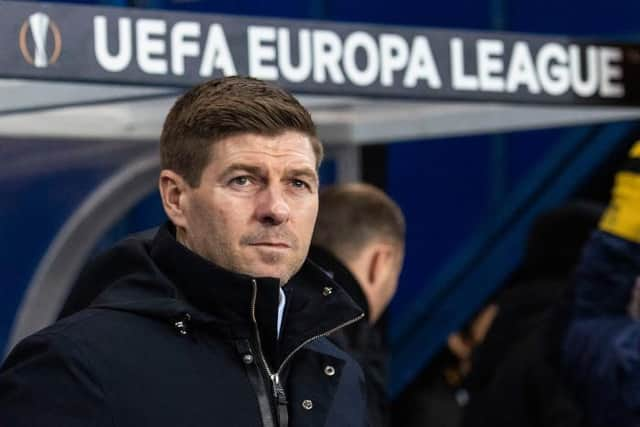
(291, 179, 309, 190)
(230, 176, 251, 186)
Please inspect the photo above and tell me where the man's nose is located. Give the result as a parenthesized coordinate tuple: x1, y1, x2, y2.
(255, 184, 290, 225)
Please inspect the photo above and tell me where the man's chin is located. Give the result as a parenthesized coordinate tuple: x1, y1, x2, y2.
(242, 263, 299, 284)
(237, 249, 305, 283)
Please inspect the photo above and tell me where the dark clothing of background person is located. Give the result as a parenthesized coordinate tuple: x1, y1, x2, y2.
(461, 296, 584, 427)
(310, 245, 390, 427)
(0, 223, 367, 427)
(563, 231, 640, 427)
(460, 201, 602, 427)
(392, 348, 470, 427)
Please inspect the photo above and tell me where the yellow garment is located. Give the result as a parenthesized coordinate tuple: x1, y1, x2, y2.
(599, 142, 640, 243)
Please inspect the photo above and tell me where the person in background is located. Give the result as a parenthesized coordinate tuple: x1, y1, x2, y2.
(564, 141, 640, 427)
(461, 201, 603, 427)
(310, 183, 406, 427)
(0, 76, 367, 427)
(392, 302, 497, 427)
(393, 201, 601, 427)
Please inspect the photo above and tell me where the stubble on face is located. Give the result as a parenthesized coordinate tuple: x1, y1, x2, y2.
(239, 228, 300, 264)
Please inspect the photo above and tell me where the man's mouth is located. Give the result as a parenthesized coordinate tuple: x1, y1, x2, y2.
(249, 242, 291, 249)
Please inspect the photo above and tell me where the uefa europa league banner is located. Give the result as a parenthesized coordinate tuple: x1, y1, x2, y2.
(2, 0, 640, 105)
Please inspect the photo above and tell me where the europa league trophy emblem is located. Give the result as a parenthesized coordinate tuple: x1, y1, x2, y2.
(29, 12, 50, 68)
(19, 12, 61, 68)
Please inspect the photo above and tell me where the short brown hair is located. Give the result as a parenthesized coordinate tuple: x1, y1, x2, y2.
(313, 183, 406, 262)
(160, 76, 323, 187)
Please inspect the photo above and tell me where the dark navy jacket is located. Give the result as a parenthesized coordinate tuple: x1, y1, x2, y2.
(563, 230, 640, 427)
(309, 246, 390, 427)
(0, 224, 366, 427)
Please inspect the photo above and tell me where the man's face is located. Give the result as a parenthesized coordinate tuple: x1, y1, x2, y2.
(177, 131, 319, 284)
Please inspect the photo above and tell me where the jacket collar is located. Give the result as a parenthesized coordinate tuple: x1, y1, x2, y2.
(308, 245, 370, 320)
(150, 223, 277, 327)
(149, 223, 364, 369)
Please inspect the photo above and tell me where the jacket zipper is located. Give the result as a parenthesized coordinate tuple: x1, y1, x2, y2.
(249, 279, 364, 426)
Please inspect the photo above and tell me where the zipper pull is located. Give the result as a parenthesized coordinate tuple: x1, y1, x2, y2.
(271, 373, 288, 404)
(174, 313, 191, 336)
(271, 373, 289, 427)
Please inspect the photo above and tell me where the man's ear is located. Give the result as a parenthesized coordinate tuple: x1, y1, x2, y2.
(367, 244, 395, 289)
(362, 243, 400, 323)
(158, 170, 190, 228)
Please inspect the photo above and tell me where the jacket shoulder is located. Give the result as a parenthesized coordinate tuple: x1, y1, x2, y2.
(0, 320, 113, 427)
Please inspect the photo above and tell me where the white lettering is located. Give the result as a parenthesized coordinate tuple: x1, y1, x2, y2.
(277, 28, 312, 83)
(380, 34, 408, 86)
(537, 43, 570, 96)
(312, 30, 345, 84)
(569, 45, 598, 97)
(94, 16, 132, 72)
(171, 22, 200, 76)
(403, 36, 441, 88)
(136, 19, 167, 75)
(600, 47, 624, 98)
(248, 26, 278, 80)
(505, 41, 541, 93)
(477, 39, 504, 92)
(200, 24, 236, 77)
(451, 38, 479, 90)
(343, 31, 379, 86)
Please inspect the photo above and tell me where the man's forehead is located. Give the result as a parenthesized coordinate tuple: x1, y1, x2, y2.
(210, 132, 317, 165)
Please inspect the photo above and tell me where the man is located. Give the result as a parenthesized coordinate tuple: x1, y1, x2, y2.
(0, 77, 366, 427)
(309, 183, 406, 427)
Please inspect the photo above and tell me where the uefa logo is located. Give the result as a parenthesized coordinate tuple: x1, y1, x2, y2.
(19, 12, 62, 68)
